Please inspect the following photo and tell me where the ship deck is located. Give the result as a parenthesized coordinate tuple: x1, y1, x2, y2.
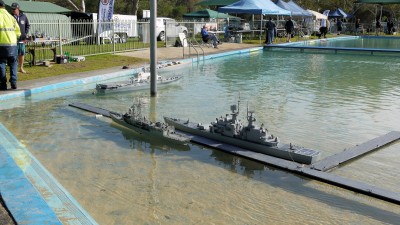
(69, 102, 400, 205)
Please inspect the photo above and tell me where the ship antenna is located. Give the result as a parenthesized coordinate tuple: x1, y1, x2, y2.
(237, 93, 241, 115)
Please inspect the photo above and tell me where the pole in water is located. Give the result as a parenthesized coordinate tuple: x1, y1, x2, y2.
(150, 0, 157, 96)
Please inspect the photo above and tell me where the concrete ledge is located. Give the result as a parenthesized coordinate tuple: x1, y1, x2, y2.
(0, 123, 98, 224)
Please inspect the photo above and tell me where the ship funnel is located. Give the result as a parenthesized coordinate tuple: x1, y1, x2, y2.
(230, 104, 237, 113)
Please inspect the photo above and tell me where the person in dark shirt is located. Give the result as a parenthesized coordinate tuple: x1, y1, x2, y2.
(375, 18, 381, 36)
(337, 19, 342, 35)
(355, 18, 361, 35)
(11, 2, 30, 74)
(265, 17, 276, 44)
(387, 19, 394, 34)
(285, 17, 294, 42)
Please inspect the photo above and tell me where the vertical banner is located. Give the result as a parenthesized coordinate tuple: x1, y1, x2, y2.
(98, 0, 115, 34)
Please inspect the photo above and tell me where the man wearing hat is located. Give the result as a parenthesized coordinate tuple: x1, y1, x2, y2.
(11, 2, 30, 74)
(0, 0, 21, 90)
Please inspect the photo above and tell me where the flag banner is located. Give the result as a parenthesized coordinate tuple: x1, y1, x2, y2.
(98, 0, 115, 34)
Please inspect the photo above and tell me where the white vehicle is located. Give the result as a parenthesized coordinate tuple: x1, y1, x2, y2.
(156, 17, 188, 41)
(92, 13, 138, 43)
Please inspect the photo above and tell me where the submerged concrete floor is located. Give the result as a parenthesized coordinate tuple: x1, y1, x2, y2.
(0, 42, 259, 223)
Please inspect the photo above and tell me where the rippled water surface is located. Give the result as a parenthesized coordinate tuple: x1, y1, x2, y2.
(1, 50, 400, 224)
(303, 36, 400, 49)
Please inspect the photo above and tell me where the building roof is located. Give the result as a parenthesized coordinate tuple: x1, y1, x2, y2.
(3, 0, 70, 13)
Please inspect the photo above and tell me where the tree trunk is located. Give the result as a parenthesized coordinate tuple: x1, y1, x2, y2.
(66, 0, 80, 11)
(81, 0, 86, 13)
(132, 0, 139, 15)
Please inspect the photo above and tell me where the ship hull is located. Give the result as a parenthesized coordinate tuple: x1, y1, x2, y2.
(110, 113, 189, 144)
(96, 76, 182, 94)
(164, 117, 320, 164)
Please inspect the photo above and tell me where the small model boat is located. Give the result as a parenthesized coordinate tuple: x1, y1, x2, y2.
(95, 71, 182, 94)
(110, 101, 190, 144)
(164, 101, 321, 164)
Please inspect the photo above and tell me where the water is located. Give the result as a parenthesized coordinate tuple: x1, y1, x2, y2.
(301, 36, 400, 49)
(1, 50, 400, 224)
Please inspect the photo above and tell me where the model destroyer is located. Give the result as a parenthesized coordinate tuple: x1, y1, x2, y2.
(110, 101, 189, 143)
(164, 101, 321, 164)
(95, 70, 182, 94)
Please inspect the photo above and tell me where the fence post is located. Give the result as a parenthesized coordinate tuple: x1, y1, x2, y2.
(112, 20, 116, 54)
(58, 19, 63, 56)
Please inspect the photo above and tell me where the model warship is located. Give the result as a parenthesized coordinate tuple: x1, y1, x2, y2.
(164, 101, 321, 164)
(95, 70, 182, 94)
(110, 101, 189, 143)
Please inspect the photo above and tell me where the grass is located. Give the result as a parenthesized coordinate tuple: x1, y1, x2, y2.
(19, 54, 148, 82)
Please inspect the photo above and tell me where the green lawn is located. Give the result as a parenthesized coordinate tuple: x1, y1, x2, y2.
(19, 54, 148, 81)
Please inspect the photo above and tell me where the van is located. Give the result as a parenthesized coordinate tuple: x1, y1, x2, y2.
(156, 17, 188, 41)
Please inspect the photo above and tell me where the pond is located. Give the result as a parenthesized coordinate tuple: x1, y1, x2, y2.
(1, 48, 399, 224)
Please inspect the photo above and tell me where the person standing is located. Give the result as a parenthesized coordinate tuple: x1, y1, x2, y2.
(285, 16, 294, 42)
(375, 18, 381, 36)
(355, 18, 361, 35)
(11, 2, 30, 74)
(265, 17, 276, 45)
(0, 0, 21, 90)
(337, 19, 342, 35)
(387, 19, 394, 34)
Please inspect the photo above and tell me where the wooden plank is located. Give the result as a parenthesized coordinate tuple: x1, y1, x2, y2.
(69, 102, 113, 118)
(264, 45, 400, 54)
(191, 135, 400, 205)
(312, 131, 400, 171)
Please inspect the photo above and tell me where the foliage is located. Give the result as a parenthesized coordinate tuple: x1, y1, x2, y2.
(26, 0, 400, 22)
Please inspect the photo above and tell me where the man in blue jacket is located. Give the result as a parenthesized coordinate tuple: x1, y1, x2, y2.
(11, 2, 30, 74)
(0, 0, 21, 90)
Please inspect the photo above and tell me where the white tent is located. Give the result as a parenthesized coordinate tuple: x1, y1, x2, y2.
(306, 9, 327, 20)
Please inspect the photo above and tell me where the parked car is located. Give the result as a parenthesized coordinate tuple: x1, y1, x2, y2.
(156, 17, 188, 41)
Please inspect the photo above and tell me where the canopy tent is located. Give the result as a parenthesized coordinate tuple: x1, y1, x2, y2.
(355, 0, 400, 4)
(195, 0, 239, 6)
(287, 0, 312, 17)
(306, 9, 327, 20)
(183, 9, 239, 19)
(274, 0, 298, 16)
(328, 8, 352, 18)
(218, 0, 291, 15)
(275, 0, 312, 17)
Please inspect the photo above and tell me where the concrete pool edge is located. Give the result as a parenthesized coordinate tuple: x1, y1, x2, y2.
(0, 46, 264, 102)
(0, 123, 98, 224)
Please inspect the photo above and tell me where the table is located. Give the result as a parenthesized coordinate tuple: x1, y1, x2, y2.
(26, 38, 60, 66)
(231, 30, 264, 43)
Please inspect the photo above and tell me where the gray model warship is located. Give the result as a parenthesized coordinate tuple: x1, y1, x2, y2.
(95, 71, 182, 94)
(164, 101, 321, 164)
(110, 101, 189, 143)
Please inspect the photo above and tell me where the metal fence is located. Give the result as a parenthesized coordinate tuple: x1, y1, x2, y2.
(26, 19, 233, 64)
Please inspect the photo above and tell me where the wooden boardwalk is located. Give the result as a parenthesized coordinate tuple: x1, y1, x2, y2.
(69, 102, 400, 205)
(312, 131, 400, 171)
(264, 44, 400, 55)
